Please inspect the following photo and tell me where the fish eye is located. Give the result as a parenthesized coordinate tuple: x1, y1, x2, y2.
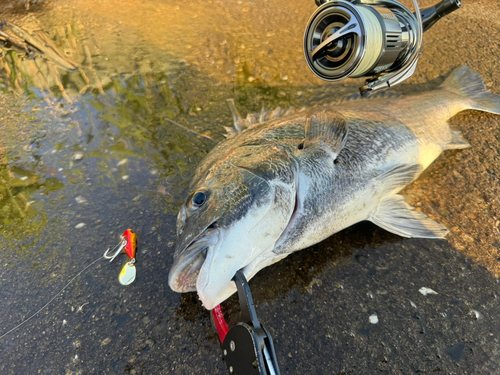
(192, 191, 207, 207)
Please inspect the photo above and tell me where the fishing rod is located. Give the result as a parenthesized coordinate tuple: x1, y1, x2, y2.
(303, 0, 462, 97)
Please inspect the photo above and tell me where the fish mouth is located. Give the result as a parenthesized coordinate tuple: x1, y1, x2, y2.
(168, 223, 219, 293)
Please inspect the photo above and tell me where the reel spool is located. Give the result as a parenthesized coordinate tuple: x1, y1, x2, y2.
(304, 0, 461, 96)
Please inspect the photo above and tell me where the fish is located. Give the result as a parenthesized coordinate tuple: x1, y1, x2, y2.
(168, 66, 500, 310)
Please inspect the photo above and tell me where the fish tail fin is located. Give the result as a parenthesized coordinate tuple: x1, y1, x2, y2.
(441, 65, 500, 115)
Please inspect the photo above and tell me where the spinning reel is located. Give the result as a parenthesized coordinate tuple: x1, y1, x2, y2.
(304, 0, 461, 96)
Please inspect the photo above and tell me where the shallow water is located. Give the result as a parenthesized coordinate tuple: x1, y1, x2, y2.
(1, 0, 500, 374)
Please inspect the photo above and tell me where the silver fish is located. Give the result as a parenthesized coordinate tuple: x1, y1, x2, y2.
(168, 66, 500, 310)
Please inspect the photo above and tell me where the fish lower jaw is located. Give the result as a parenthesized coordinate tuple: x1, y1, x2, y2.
(169, 247, 208, 293)
(170, 268, 200, 293)
(198, 281, 237, 310)
(198, 263, 268, 310)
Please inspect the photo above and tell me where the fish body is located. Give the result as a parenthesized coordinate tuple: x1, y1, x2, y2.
(169, 66, 500, 310)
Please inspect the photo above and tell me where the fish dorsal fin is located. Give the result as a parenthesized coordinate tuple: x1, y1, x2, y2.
(225, 99, 296, 137)
(224, 91, 400, 138)
(302, 111, 348, 159)
(226, 99, 246, 133)
(370, 194, 449, 239)
(332, 91, 402, 105)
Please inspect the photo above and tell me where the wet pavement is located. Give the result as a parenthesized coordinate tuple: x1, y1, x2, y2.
(0, 0, 499, 374)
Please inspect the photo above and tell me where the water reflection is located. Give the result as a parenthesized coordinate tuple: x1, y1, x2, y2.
(0, 11, 359, 372)
(0, 16, 353, 248)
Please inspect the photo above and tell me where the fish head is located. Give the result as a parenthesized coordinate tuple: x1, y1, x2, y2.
(168, 144, 297, 309)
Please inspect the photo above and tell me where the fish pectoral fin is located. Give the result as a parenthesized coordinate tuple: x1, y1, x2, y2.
(376, 163, 423, 194)
(302, 111, 348, 158)
(370, 195, 449, 239)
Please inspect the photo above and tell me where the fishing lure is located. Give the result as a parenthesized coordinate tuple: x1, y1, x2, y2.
(104, 229, 137, 285)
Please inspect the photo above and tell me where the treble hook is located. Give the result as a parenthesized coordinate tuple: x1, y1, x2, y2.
(103, 240, 127, 263)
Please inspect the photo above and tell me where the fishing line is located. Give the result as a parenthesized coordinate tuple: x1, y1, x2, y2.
(0, 241, 122, 340)
(352, 6, 383, 77)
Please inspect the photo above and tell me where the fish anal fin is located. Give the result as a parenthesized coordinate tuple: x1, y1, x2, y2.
(445, 129, 470, 150)
(370, 195, 449, 239)
(303, 111, 348, 158)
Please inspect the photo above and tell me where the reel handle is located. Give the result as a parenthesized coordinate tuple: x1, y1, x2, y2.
(420, 0, 462, 32)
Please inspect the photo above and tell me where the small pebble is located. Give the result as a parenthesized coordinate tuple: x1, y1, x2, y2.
(75, 196, 87, 204)
(72, 153, 84, 161)
(469, 310, 480, 321)
(122, 175, 129, 180)
(369, 314, 379, 324)
(419, 287, 438, 296)
(75, 223, 85, 229)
